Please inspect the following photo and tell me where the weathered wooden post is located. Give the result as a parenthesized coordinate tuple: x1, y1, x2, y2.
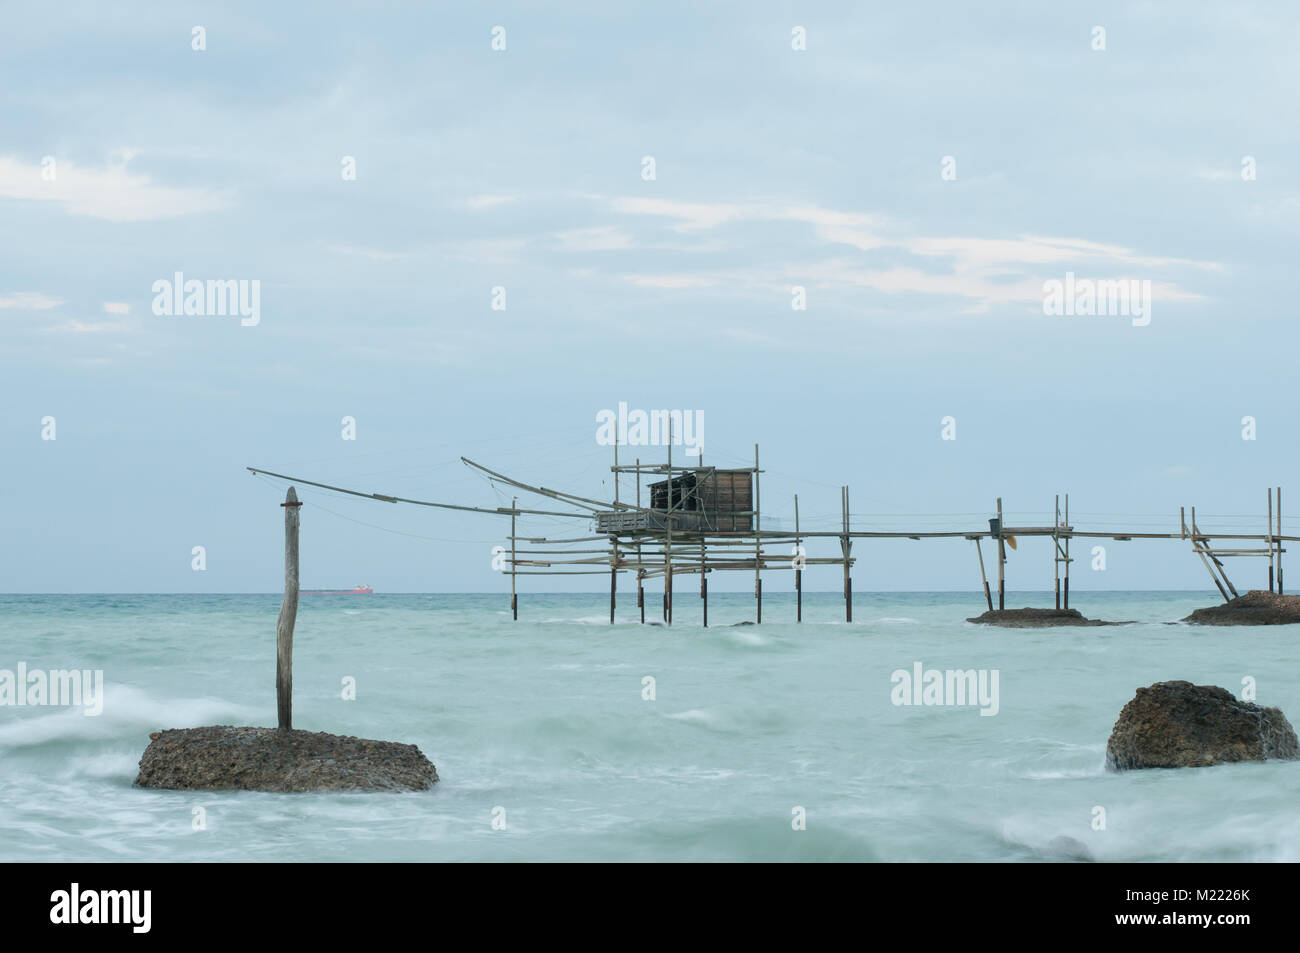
(611, 438, 619, 624)
(794, 494, 802, 622)
(754, 443, 762, 624)
(636, 457, 645, 624)
(665, 429, 673, 625)
(1268, 488, 1275, 593)
(276, 486, 301, 731)
(700, 541, 708, 627)
(1054, 495, 1061, 610)
(1063, 494, 1070, 610)
(1278, 487, 1285, 595)
(974, 537, 993, 611)
(996, 497, 1006, 611)
(511, 496, 518, 620)
(841, 486, 853, 622)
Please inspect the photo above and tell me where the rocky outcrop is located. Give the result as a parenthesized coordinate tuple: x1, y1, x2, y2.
(1105, 681, 1299, 770)
(135, 726, 438, 792)
(966, 607, 1118, 627)
(1183, 589, 1300, 625)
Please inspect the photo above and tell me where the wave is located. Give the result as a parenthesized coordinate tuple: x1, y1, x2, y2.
(0, 683, 255, 750)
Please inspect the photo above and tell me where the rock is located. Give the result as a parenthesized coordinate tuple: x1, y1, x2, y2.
(1105, 680, 1299, 770)
(1183, 589, 1300, 625)
(134, 726, 438, 792)
(966, 607, 1120, 627)
(1037, 835, 1094, 863)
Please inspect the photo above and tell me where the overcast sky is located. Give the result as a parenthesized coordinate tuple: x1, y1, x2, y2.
(3, 2, 1298, 593)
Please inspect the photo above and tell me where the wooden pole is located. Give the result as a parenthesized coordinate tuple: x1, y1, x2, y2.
(611, 429, 619, 622)
(975, 538, 993, 611)
(637, 458, 644, 623)
(1279, 487, 1285, 595)
(1063, 494, 1070, 610)
(1190, 506, 1231, 602)
(1195, 508, 1237, 598)
(510, 496, 518, 620)
(794, 493, 802, 622)
(754, 443, 761, 624)
(665, 424, 673, 625)
(699, 447, 707, 627)
(841, 486, 853, 622)
(276, 486, 301, 731)
(701, 541, 708, 628)
(1268, 488, 1275, 593)
(996, 497, 1005, 610)
(1054, 495, 1061, 610)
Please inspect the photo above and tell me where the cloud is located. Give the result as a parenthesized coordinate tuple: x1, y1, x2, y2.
(554, 226, 635, 252)
(0, 292, 63, 310)
(0, 154, 228, 222)
(102, 302, 131, 315)
(598, 194, 1217, 311)
(609, 197, 748, 231)
(466, 194, 516, 209)
(45, 319, 125, 334)
(326, 243, 416, 261)
(621, 274, 717, 289)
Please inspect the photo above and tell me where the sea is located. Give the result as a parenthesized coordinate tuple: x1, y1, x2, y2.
(2, 591, 1298, 862)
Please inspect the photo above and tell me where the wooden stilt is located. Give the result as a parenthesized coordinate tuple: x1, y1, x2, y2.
(794, 494, 802, 623)
(996, 497, 1005, 611)
(611, 430, 619, 622)
(701, 541, 708, 627)
(1063, 494, 1069, 610)
(1279, 487, 1285, 595)
(276, 486, 301, 731)
(1193, 507, 1237, 598)
(754, 443, 761, 624)
(841, 486, 853, 622)
(510, 496, 518, 620)
(666, 428, 673, 625)
(1054, 495, 1061, 610)
(1268, 488, 1275, 592)
(974, 537, 993, 611)
(636, 459, 644, 623)
(1188, 506, 1230, 602)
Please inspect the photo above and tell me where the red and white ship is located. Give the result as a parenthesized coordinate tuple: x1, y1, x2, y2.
(301, 583, 373, 594)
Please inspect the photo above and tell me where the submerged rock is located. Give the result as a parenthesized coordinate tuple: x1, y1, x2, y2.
(966, 607, 1118, 627)
(1183, 589, 1300, 626)
(135, 725, 438, 792)
(1105, 681, 1299, 770)
(1037, 835, 1094, 863)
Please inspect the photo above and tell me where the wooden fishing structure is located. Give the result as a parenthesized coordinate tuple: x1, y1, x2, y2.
(247, 440, 1295, 625)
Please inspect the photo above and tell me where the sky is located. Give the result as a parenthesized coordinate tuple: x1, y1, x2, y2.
(2, 1, 1298, 593)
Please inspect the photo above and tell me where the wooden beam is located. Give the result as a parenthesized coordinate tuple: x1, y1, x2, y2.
(975, 537, 992, 611)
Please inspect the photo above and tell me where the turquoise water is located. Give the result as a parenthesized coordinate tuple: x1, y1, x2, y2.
(2, 591, 1298, 862)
